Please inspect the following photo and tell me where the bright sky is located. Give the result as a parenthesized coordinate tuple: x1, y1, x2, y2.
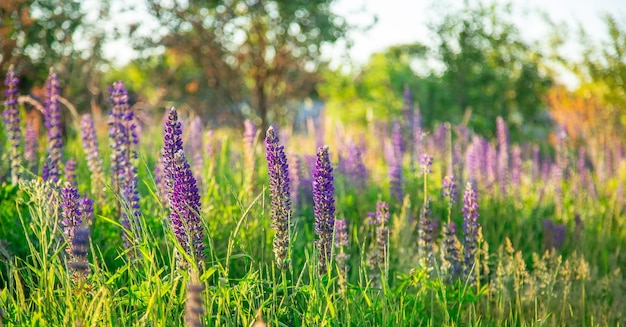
(102, 0, 626, 87)
(327, 0, 626, 87)
(334, 0, 626, 63)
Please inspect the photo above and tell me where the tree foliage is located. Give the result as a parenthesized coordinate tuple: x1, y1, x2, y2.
(140, 0, 350, 128)
(578, 14, 626, 130)
(430, 1, 553, 139)
(0, 0, 108, 111)
(322, 1, 554, 142)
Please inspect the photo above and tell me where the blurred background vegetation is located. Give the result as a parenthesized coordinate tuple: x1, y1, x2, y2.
(1, 0, 625, 142)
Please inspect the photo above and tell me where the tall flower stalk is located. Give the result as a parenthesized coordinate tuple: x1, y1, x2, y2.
(64, 158, 77, 187)
(496, 117, 509, 195)
(418, 200, 433, 269)
(389, 120, 404, 202)
(24, 120, 38, 173)
(162, 107, 205, 267)
(313, 145, 335, 275)
(264, 126, 292, 270)
(108, 81, 141, 246)
(61, 182, 93, 265)
(442, 175, 461, 282)
(335, 218, 350, 292)
(80, 114, 105, 200)
(368, 201, 389, 287)
(2, 66, 21, 185)
(42, 69, 64, 183)
(462, 181, 480, 284)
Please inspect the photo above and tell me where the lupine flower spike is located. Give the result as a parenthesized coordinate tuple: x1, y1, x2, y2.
(184, 273, 205, 327)
(80, 114, 105, 200)
(418, 200, 433, 269)
(24, 120, 38, 173)
(3, 66, 21, 185)
(313, 145, 335, 275)
(42, 69, 64, 183)
(389, 120, 403, 201)
(69, 227, 91, 278)
(163, 107, 205, 267)
(264, 126, 292, 270)
(462, 181, 480, 284)
(108, 81, 141, 247)
(335, 218, 350, 292)
(367, 201, 389, 287)
(61, 182, 82, 255)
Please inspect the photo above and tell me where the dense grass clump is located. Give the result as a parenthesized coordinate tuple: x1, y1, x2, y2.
(0, 73, 625, 326)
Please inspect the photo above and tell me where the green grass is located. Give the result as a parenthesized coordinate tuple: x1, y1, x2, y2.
(0, 112, 625, 326)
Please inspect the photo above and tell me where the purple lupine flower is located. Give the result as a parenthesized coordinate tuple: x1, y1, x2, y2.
(543, 219, 566, 250)
(462, 181, 480, 283)
(42, 69, 64, 183)
(442, 221, 462, 282)
(541, 161, 551, 182)
(79, 197, 94, 227)
(486, 142, 497, 188)
(412, 108, 424, 167)
(337, 140, 368, 190)
(374, 201, 389, 265)
(186, 117, 204, 185)
(64, 158, 77, 187)
(69, 226, 90, 277)
(163, 107, 205, 265)
(511, 145, 522, 192)
(466, 136, 483, 182)
(2, 66, 21, 185)
(433, 124, 447, 156)
(402, 85, 414, 134)
(108, 81, 141, 246)
(243, 119, 257, 196)
(61, 182, 82, 251)
(420, 153, 433, 175)
(265, 126, 292, 270)
(418, 200, 433, 268)
(553, 224, 566, 249)
(496, 117, 509, 195)
(389, 120, 404, 201)
(313, 145, 335, 275)
(430, 217, 440, 244)
(452, 142, 463, 184)
(24, 120, 38, 173)
(184, 280, 206, 327)
(80, 114, 104, 199)
(442, 175, 457, 204)
(368, 201, 389, 286)
(335, 218, 350, 291)
(550, 163, 563, 212)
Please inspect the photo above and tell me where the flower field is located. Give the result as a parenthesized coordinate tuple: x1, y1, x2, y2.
(0, 67, 625, 326)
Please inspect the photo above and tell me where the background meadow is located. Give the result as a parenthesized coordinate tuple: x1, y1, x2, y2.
(1, 0, 626, 326)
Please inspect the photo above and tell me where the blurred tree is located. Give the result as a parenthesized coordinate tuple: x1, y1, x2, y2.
(577, 14, 626, 133)
(0, 0, 108, 115)
(322, 1, 554, 141)
(431, 1, 553, 140)
(320, 43, 427, 124)
(140, 0, 351, 130)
